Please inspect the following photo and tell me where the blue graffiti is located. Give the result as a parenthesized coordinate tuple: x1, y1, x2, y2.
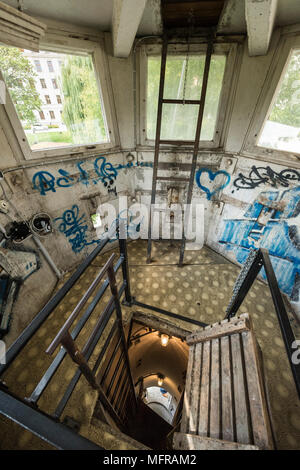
(32, 157, 153, 196)
(195, 168, 231, 200)
(219, 186, 300, 300)
(97, 208, 143, 243)
(55, 205, 100, 253)
(55, 205, 144, 253)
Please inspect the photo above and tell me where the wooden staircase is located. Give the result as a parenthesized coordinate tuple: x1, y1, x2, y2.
(173, 313, 275, 450)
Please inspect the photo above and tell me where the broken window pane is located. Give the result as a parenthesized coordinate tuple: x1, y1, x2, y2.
(0, 46, 109, 150)
(258, 49, 300, 154)
(146, 53, 226, 141)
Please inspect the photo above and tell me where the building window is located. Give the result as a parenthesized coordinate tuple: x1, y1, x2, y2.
(47, 60, 54, 72)
(91, 214, 102, 228)
(257, 49, 300, 154)
(34, 59, 42, 72)
(0, 45, 110, 152)
(146, 53, 226, 142)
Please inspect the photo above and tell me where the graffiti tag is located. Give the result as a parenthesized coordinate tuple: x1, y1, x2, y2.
(233, 166, 300, 191)
(54, 205, 100, 253)
(32, 157, 153, 196)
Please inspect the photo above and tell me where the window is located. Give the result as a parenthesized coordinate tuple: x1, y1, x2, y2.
(34, 59, 42, 72)
(257, 49, 300, 155)
(51, 78, 58, 89)
(140, 43, 236, 148)
(91, 213, 102, 228)
(146, 54, 226, 141)
(47, 60, 54, 72)
(0, 44, 111, 153)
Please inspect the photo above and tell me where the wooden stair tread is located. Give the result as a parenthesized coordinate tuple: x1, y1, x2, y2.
(177, 313, 274, 450)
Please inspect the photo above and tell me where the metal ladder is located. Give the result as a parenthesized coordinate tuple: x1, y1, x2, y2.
(147, 34, 214, 266)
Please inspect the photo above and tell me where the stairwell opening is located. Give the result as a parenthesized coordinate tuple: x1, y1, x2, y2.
(93, 311, 190, 449)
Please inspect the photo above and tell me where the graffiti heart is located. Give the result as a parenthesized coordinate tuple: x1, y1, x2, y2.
(32, 157, 153, 196)
(195, 168, 231, 200)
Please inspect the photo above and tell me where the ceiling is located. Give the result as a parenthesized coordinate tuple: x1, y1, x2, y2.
(2, 0, 163, 35)
(3, 0, 300, 36)
(161, 0, 226, 29)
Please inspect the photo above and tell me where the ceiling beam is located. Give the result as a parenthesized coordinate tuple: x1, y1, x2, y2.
(245, 0, 278, 56)
(112, 0, 147, 58)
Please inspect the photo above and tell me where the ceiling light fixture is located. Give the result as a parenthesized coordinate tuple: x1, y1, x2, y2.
(160, 333, 170, 347)
(157, 374, 164, 387)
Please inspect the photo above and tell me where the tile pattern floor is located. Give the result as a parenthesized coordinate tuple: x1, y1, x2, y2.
(0, 240, 299, 450)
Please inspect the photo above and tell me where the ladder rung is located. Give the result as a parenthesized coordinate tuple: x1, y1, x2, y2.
(162, 99, 201, 105)
(156, 176, 190, 182)
(159, 140, 194, 145)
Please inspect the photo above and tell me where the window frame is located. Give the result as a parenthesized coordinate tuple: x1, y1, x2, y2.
(138, 42, 238, 149)
(242, 34, 300, 166)
(0, 33, 119, 160)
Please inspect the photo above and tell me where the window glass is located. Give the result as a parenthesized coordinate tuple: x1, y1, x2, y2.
(0, 46, 109, 150)
(258, 49, 300, 154)
(146, 54, 226, 141)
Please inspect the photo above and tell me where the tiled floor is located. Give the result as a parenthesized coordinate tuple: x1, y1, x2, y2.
(0, 240, 299, 449)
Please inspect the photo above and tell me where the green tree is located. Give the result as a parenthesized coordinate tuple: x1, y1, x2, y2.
(60, 55, 106, 144)
(269, 51, 300, 128)
(0, 46, 41, 124)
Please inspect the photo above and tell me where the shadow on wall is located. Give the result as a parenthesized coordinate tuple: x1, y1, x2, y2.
(219, 185, 300, 303)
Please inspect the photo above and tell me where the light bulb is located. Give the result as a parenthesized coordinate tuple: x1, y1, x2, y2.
(158, 376, 163, 387)
(160, 334, 169, 347)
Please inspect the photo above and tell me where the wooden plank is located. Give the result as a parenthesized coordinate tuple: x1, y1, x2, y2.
(198, 340, 211, 436)
(188, 342, 203, 434)
(231, 334, 251, 445)
(210, 338, 220, 439)
(173, 432, 259, 451)
(0, 31, 39, 51)
(221, 335, 234, 441)
(187, 314, 250, 345)
(242, 331, 274, 449)
(0, 6, 46, 36)
(0, 1, 47, 28)
(181, 344, 195, 433)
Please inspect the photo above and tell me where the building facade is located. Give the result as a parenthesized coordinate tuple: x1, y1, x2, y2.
(23, 50, 64, 127)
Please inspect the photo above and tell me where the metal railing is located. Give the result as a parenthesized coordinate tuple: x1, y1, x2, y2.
(0, 221, 137, 448)
(224, 248, 300, 399)
(0, 226, 299, 450)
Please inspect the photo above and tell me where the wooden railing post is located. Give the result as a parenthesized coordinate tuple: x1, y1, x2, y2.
(60, 332, 99, 390)
(118, 228, 133, 306)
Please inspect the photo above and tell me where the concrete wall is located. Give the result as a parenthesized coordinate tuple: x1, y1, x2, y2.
(0, 25, 299, 341)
